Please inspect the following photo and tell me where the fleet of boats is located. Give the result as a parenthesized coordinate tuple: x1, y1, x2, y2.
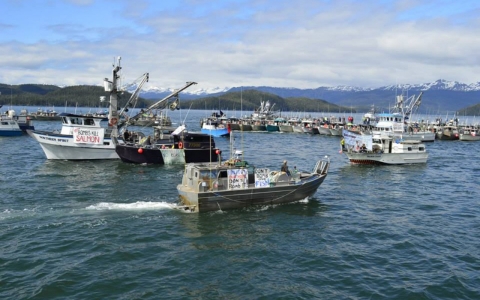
(3, 60, 479, 212)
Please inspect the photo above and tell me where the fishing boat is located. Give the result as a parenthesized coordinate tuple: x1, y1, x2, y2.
(28, 108, 61, 121)
(266, 117, 285, 132)
(436, 125, 459, 140)
(1, 108, 34, 132)
(200, 112, 231, 137)
(0, 114, 22, 136)
(342, 130, 428, 165)
(176, 133, 330, 212)
(373, 112, 435, 142)
(459, 126, 480, 141)
(115, 125, 219, 164)
(114, 81, 201, 163)
(27, 57, 148, 160)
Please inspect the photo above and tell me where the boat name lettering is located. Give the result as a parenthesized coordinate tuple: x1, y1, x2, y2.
(39, 136, 57, 141)
(188, 142, 201, 148)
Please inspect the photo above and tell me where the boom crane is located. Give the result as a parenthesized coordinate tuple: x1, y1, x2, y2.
(121, 81, 197, 127)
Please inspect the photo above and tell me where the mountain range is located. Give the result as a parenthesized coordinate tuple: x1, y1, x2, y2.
(141, 79, 480, 114)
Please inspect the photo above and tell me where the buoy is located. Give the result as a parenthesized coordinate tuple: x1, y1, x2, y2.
(138, 148, 144, 154)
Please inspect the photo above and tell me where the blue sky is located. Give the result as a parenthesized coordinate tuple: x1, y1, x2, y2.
(1, 0, 479, 91)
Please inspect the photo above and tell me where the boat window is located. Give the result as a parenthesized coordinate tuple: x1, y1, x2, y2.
(219, 170, 228, 178)
(200, 170, 218, 179)
(419, 147, 425, 151)
(408, 147, 412, 151)
(84, 118, 94, 126)
(1, 121, 7, 125)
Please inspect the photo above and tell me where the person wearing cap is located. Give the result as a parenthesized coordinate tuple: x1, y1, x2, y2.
(281, 160, 291, 176)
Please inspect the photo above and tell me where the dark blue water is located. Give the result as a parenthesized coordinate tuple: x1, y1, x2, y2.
(1, 109, 479, 299)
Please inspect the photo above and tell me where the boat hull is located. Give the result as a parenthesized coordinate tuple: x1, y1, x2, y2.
(345, 152, 428, 165)
(116, 145, 218, 164)
(178, 174, 326, 212)
(240, 124, 252, 131)
(279, 125, 293, 132)
(0, 130, 22, 136)
(27, 130, 118, 160)
(403, 131, 436, 142)
(252, 124, 266, 131)
(459, 134, 480, 141)
(266, 124, 279, 132)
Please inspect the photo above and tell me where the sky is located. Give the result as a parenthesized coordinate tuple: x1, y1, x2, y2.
(1, 0, 480, 92)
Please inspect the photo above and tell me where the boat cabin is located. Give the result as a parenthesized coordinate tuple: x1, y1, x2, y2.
(371, 135, 426, 154)
(59, 113, 107, 135)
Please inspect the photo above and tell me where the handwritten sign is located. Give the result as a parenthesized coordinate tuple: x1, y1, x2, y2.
(73, 127, 104, 144)
(255, 168, 270, 187)
(227, 169, 248, 189)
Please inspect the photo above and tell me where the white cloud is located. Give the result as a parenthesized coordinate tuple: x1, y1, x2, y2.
(1, 0, 479, 90)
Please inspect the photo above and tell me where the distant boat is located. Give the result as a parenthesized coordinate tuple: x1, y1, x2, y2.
(266, 117, 285, 132)
(459, 127, 480, 141)
(1, 109, 34, 132)
(28, 108, 62, 121)
(373, 112, 435, 142)
(200, 112, 231, 137)
(0, 115, 22, 136)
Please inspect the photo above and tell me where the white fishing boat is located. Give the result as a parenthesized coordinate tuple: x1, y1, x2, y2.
(373, 111, 435, 142)
(459, 127, 480, 141)
(342, 130, 428, 165)
(177, 133, 330, 212)
(27, 57, 149, 160)
(0, 114, 22, 136)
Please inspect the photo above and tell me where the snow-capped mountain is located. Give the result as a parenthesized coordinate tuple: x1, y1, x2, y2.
(139, 79, 480, 99)
(140, 85, 231, 99)
(137, 79, 480, 113)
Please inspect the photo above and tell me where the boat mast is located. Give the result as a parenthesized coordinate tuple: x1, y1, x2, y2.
(104, 56, 122, 138)
(124, 81, 197, 126)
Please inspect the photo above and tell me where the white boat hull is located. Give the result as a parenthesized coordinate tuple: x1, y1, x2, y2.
(345, 152, 428, 164)
(317, 127, 331, 135)
(402, 131, 436, 142)
(28, 130, 118, 160)
(459, 134, 480, 141)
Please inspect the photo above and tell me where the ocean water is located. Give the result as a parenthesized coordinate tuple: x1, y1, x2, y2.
(1, 109, 479, 299)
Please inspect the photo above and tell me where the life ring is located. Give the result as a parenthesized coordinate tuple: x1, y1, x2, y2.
(109, 118, 118, 126)
(178, 141, 183, 149)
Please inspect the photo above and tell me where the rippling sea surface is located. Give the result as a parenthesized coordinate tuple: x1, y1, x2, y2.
(1, 109, 479, 299)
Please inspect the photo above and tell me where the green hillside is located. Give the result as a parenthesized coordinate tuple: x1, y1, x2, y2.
(179, 89, 354, 113)
(457, 103, 480, 116)
(0, 84, 151, 108)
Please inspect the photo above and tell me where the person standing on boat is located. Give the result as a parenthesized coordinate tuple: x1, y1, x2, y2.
(123, 129, 131, 141)
(281, 160, 291, 176)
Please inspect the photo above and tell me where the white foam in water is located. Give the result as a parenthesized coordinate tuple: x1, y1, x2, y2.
(85, 201, 176, 211)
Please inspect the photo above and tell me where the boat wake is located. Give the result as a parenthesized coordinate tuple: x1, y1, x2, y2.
(85, 201, 178, 211)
